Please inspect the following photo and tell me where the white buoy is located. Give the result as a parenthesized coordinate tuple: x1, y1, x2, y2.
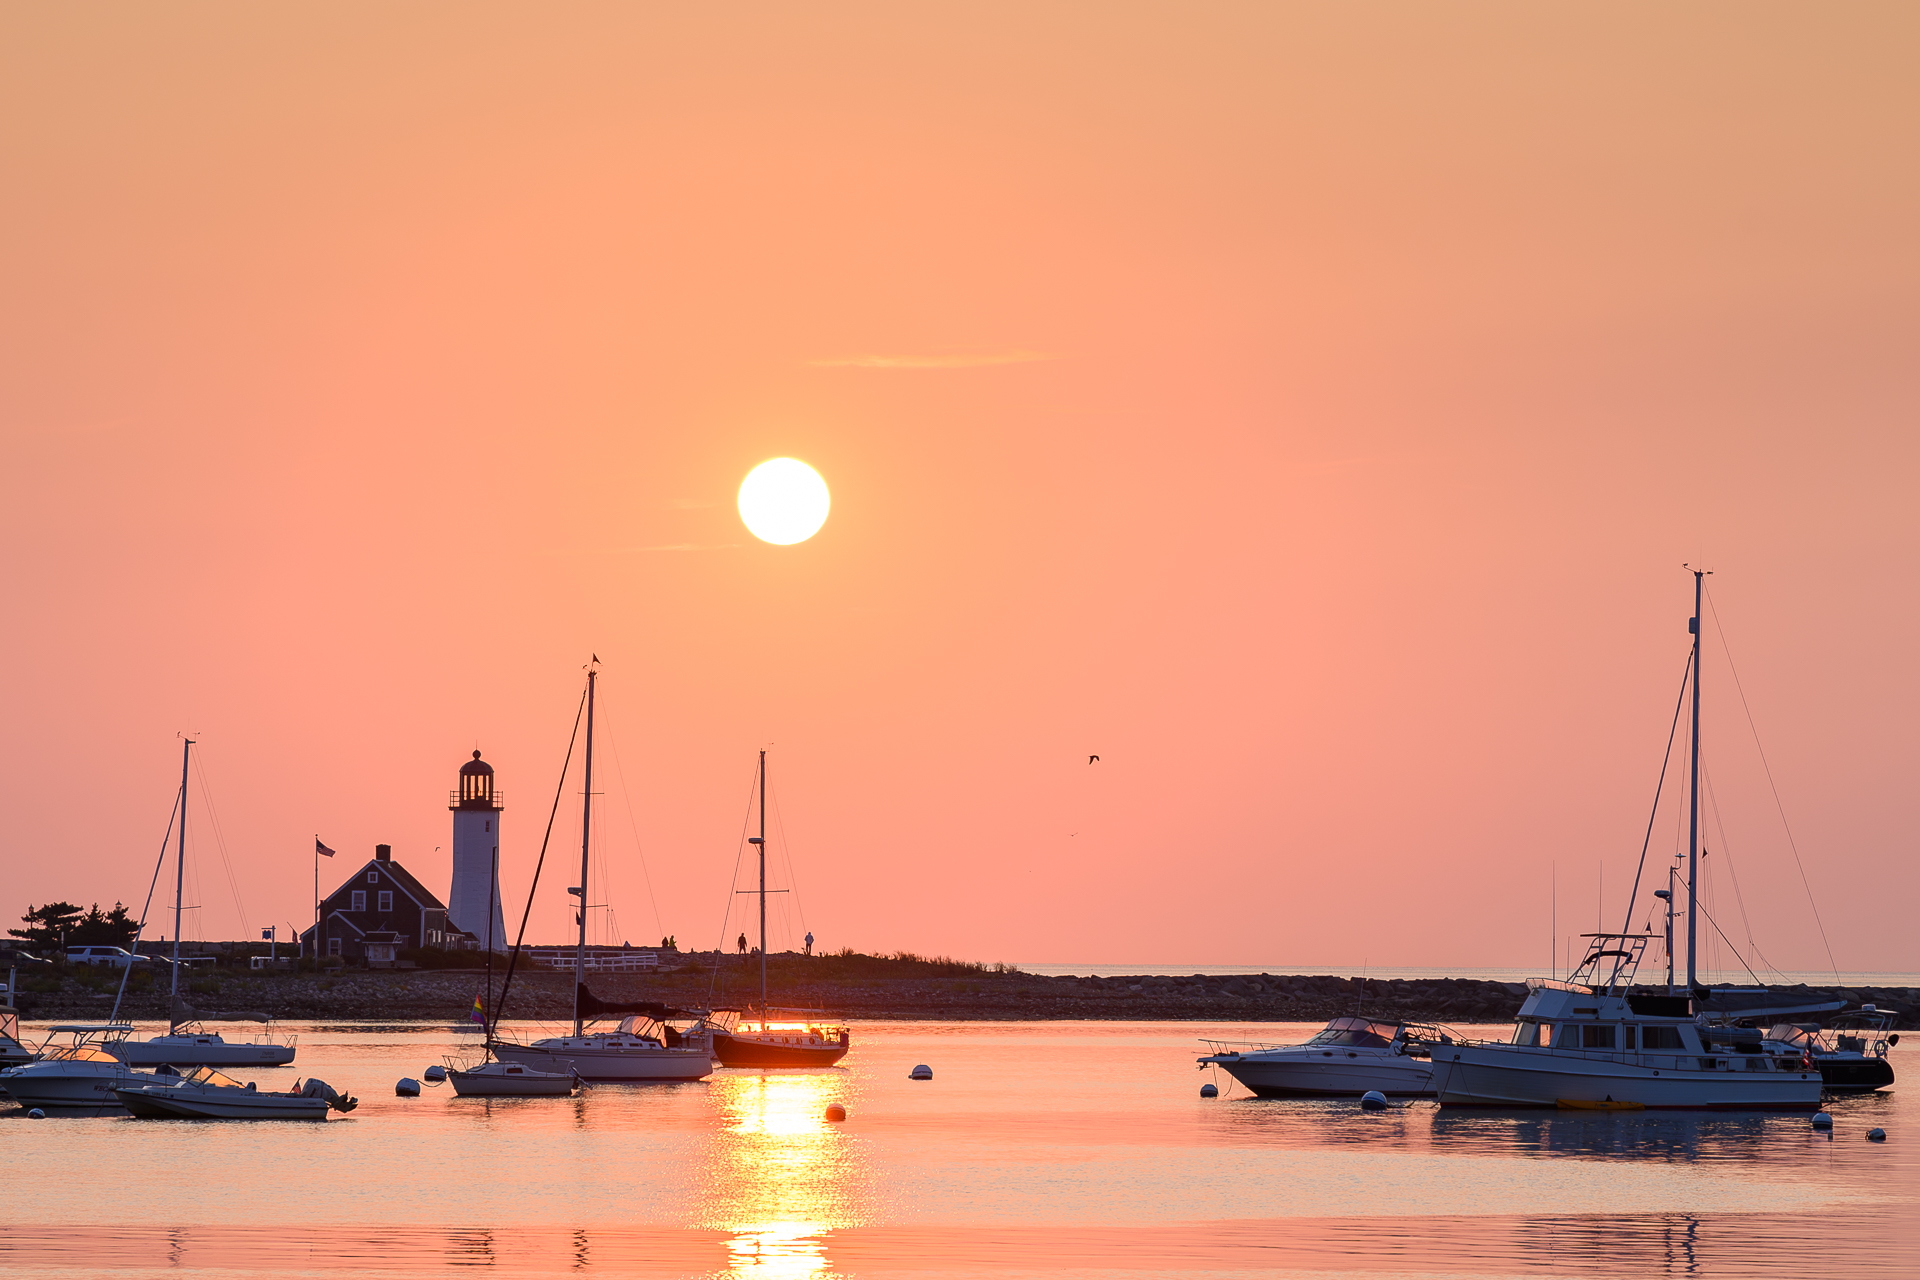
(1360, 1090, 1388, 1111)
(27, 1109, 45, 1120)
(423, 1065, 447, 1084)
(1812, 1112, 1834, 1128)
(396, 1077, 422, 1097)
(1200, 1082, 1218, 1098)
(825, 1103, 847, 1121)
(909, 1064, 933, 1080)
(1867, 1128, 1887, 1142)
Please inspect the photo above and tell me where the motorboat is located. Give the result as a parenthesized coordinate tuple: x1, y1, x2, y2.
(708, 750, 851, 1070)
(446, 1058, 581, 1096)
(1196, 1017, 1453, 1098)
(1760, 1009, 1898, 1093)
(112, 1005, 297, 1068)
(0, 1024, 164, 1110)
(0, 1003, 30, 1069)
(114, 1066, 356, 1120)
(1428, 573, 1826, 1111)
(483, 664, 712, 1085)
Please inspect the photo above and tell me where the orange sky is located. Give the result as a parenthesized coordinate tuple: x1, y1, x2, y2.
(3, 4, 1916, 971)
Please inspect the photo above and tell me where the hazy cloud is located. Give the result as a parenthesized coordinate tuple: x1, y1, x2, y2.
(805, 351, 1051, 369)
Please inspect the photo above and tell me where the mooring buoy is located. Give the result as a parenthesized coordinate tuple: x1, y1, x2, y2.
(1867, 1128, 1887, 1142)
(909, 1064, 933, 1081)
(1812, 1112, 1834, 1128)
(423, 1065, 447, 1084)
(1200, 1082, 1218, 1098)
(27, 1109, 46, 1120)
(825, 1103, 847, 1122)
(395, 1077, 422, 1097)
(1360, 1091, 1388, 1111)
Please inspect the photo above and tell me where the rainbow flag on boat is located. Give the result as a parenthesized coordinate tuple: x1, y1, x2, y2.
(470, 991, 486, 1023)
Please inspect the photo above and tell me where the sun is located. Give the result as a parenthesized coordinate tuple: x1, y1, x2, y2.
(738, 458, 831, 545)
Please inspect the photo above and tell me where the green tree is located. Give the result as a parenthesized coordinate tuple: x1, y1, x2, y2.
(10, 902, 84, 950)
(70, 903, 140, 948)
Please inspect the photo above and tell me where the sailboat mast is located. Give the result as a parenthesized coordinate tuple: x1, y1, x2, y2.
(573, 666, 597, 1038)
(1685, 569, 1704, 994)
(758, 749, 768, 1016)
(171, 738, 192, 1022)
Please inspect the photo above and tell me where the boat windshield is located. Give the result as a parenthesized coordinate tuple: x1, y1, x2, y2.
(1305, 1018, 1398, 1048)
(43, 1045, 121, 1063)
(1764, 1024, 1816, 1049)
(182, 1066, 243, 1088)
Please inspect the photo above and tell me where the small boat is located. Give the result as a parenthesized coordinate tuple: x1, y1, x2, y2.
(113, 1004, 297, 1068)
(708, 750, 851, 1070)
(446, 1058, 581, 1096)
(1196, 1018, 1453, 1098)
(0, 1024, 164, 1110)
(483, 663, 712, 1085)
(1761, 1009, 1898, 1093)
(114, 1067, 356, 1120)
(0, 1002, 30, 1069)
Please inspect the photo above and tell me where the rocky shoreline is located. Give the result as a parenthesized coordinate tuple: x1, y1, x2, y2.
(13, 955, 1915, 1028)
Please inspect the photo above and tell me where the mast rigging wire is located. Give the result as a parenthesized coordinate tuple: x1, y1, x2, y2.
(1614, 651, 1694, 940)
(110, 788, 182, 1022)
(1703, 584, 1841, 984)
(486, 679, 590, 1043)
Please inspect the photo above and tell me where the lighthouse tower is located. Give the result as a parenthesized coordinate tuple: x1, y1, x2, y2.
(447, 750, 507, 951)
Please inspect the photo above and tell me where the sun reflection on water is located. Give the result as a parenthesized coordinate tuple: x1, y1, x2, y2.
(701, 1070, 872, 1268)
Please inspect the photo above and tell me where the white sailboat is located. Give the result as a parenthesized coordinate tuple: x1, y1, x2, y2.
(112, 737, 297, 1069)
(1426, 571, 1823, 1111)
(489, 662, 714, 1084)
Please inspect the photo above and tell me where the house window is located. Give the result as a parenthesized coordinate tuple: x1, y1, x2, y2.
(368, 870, 379, 883)
(485, 820, 491, 832)
(378, 891, 393, 913)
(351, 890, 366, 912)
(327, 938, 342, 956)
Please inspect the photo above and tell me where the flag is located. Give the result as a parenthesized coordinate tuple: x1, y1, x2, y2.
(470, 991, 486, 1023)
(316, 837, 335, 858)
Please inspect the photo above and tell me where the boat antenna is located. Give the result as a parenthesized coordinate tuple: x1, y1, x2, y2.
(573, 661, 598, 1038)
(170, 737, 193, 1032)
(486, 675, 590, 1046)
(1684, 566, 1709, 995)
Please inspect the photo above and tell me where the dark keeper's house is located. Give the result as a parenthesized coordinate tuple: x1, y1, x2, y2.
(301, 844, 467, 966)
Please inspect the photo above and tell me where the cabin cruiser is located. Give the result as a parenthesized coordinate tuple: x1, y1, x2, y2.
(114, 1065, 356, 1120)
(1760, 1009, 1898, 1093)
(1427, 936, 1823, 1110)
(1197, 1018, 1453, 1097)
(0, 1024, 164, 1110)
(708, 1009, 851, 1069)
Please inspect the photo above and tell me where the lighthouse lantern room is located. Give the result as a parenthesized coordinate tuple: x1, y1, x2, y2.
(447, 750, 507, 951)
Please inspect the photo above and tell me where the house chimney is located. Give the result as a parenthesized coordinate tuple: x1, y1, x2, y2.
(375, 844, 392, 862)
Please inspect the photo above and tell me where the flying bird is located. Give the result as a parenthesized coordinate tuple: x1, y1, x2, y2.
(1089, 755, 1099, 763)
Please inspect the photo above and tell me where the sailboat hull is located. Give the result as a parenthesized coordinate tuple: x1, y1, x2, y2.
(712, 1030, 849, 1068)
(492, 1040, 713, 1082)
(115, 1035, 295, 1067)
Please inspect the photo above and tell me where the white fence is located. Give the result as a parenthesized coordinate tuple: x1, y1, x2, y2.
(525, 948, 660, 973)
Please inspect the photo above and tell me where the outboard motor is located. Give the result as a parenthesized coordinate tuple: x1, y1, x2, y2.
(301, 1078, 360, 1113)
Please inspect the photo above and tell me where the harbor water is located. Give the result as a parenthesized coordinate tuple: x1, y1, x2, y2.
(3, 1019, 1914, 1278)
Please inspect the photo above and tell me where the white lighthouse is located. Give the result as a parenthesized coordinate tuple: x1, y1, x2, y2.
(447, 750, 507, 951)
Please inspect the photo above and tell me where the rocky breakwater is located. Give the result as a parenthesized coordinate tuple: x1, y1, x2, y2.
(16, 956, 1916, 1028)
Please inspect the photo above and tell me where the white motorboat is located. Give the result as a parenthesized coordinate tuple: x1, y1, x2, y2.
(113, 1008, 297, 1068)
(446, 1058, 581, 1096)
(485, 663, 712, 1085)
(1197, 1018, 1453, 1098)
(1428, 571, 1822, 1112)
(115, 1066, 356, 1120)
(0, 1024, 163, 1110)
(0, 1003, 31, 1069)
(1760, 1009, 1898, 1094)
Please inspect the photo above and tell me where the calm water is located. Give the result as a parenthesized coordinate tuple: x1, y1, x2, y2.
(3, 1019, 1913, 1279)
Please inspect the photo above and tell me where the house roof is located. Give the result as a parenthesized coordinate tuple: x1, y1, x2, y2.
(324, 857, 447, 912)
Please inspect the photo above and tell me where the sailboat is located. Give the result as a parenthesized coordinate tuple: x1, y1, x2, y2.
(112, 738, 296, 1069)
(489, 662, 715, 1083)
(1426, 571, 1824, 1110)
(449, 808, 577, 1097)
(709, 751, 850, 1069)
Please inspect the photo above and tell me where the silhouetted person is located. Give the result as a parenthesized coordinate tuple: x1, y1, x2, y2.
(737, 933, 747, 955)
(804, 931, 814, 957)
